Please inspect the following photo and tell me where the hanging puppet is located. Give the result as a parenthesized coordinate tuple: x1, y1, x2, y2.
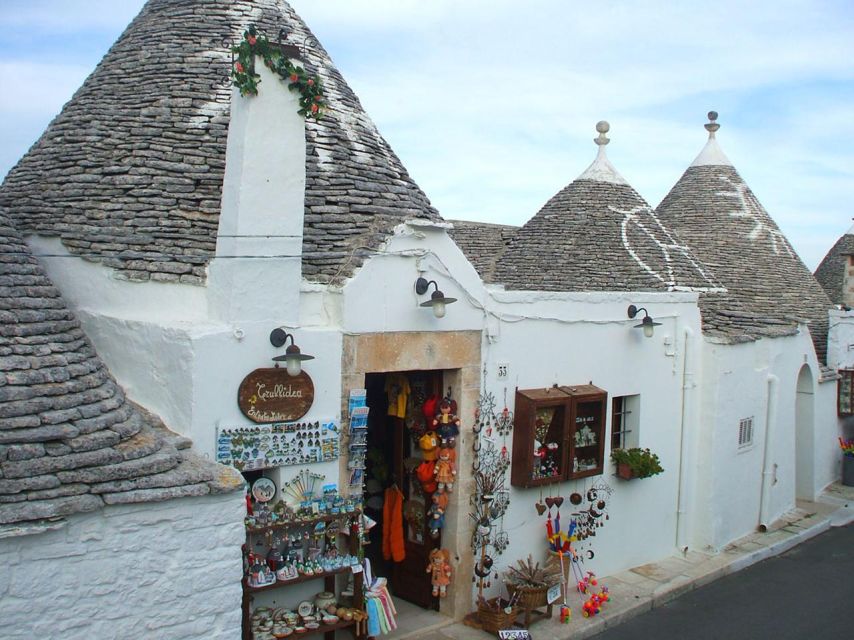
(434, 447, 456, 492)
(426, 548, 453, 597)
(433, 399, 460, 448)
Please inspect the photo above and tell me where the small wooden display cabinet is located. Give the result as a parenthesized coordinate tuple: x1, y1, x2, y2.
(242, 512, 365, 640)
(510, 384, 608, 488)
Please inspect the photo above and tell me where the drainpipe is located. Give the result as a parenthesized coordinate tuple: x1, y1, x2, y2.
(675, 326, 693, 552)
(758, 374, 779, 532)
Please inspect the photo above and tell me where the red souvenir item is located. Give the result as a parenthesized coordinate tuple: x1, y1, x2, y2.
(422, 395, 439, 421)
(416, 460, 437, 493)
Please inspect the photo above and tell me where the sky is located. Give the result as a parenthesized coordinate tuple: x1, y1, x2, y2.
(1, 0, 852, 270)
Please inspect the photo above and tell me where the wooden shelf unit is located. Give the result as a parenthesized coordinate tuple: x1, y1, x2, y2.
(510, 384, 608, 488)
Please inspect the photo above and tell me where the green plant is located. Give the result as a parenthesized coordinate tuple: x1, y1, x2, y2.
(610, 447, 664, 479)
(231, 25, 325, 120)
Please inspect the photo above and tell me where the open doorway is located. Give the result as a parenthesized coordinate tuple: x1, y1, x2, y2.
(362, 370, 447, 612)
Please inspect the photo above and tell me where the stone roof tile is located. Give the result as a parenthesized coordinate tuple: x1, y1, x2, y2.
(0, 0, 438, 286)
(814, 229, 854, 306)
(656, 157, 832, 361)
(447, 220, 517, 282)
(0, 211, 241, 526)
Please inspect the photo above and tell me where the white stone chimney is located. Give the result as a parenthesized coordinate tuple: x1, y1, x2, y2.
(209, 57, 306, 324)
(843, 254, 854, 309)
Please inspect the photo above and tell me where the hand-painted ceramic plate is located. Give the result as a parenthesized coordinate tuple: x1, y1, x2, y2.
(252, 477, 277, 503)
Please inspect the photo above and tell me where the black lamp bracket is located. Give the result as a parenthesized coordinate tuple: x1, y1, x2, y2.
(627, 305, 649, 320)
(415, 277, 438, 296)
(270, 327, 295, 348)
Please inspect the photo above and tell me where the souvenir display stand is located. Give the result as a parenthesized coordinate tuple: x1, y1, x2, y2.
(242, 475, 366, 640)
(510, 384, 608, 488)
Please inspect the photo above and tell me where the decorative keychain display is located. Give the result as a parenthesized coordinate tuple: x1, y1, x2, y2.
(470, 392, 513, 602)
(217, 420, 339, 470)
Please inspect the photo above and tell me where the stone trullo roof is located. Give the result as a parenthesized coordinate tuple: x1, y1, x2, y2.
(0, 212, 241, 527)
(447, 220, 517, 282)
(655, 113, 833, 360)
(814, 224, 854, 306)
(0, 0, 438, 286)
(491, 122, 721, 293)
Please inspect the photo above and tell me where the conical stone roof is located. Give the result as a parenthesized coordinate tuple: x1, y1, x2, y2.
(814, 224, 854, 306)
(492, 122, 720, 292)
(0, 212, 240, 527)
(656, 113, 833, 360)
(0, 0, 438, 286)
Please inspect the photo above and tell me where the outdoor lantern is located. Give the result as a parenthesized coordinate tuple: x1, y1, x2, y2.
(627, 305, 662, 338)
(415, 277, 457, 318)
(269, 328, 314, 376)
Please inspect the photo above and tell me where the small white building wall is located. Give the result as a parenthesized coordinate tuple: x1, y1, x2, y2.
(341, 222, 705, 580)
(828, 308, 854, 370)
(482, 295, 703, 581)
(692, 329, 834, 551)
(341, 221, 487, 335)
(0, 491, 245, 640)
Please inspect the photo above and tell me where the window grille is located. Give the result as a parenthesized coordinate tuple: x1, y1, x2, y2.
(738, 417, 754, 448)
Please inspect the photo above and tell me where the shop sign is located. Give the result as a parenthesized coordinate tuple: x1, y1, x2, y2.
(498, 631, 532, 640)
(238, 367, 314, 423)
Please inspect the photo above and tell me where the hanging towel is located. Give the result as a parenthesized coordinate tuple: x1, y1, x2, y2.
(382, 486, 405, 562)
(385, 374, 411, 418)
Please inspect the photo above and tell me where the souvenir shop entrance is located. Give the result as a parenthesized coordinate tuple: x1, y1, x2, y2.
(341, 330, 482, 621)
(362, 370, 447, 611)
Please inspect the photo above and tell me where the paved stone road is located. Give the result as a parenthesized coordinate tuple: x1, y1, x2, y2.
(590, 523, 854, 640)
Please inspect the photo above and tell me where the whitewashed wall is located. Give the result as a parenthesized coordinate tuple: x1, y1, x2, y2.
(342, 221, 704, 586)
(0, 491, 244, 640)
(691, 328, 838, 552)
(828, 309, 854, 370)
(478, 293, 703, 582)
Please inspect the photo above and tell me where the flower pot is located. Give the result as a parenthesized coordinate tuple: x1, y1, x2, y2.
(843, 455, 854, 487)
(616, 463, 636, 480)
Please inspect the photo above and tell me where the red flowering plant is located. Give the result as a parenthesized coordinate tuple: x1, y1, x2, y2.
(230, 25, 326, 120)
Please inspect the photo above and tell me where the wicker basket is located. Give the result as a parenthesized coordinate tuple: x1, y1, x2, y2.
(507, 583, 549, 610)
(477, 597, 519, 634)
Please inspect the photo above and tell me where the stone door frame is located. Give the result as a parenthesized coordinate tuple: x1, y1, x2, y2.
(340, 330, 481, 620)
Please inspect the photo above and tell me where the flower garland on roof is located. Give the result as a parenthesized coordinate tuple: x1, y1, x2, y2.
(231, 26, 325, 120)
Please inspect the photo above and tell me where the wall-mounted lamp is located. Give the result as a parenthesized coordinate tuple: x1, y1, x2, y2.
(269, 328, 314, 376)
(627, 305, 661, 338)
(415, 277, 457, 318)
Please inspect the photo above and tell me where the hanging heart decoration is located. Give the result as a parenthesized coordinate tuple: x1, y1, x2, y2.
(554, 496, 564, 508)
(535, 502, 547, 516)
(544, 496, 556, 509)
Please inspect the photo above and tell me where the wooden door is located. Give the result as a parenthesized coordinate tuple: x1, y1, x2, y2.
(390, 370, 443, 610)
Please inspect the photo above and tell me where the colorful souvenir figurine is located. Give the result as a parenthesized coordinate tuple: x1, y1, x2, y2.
(560, 605, 571, 624)
(428, 492, 449, 538)
(426, 548, 452, 597)
(434, 448, 456, 493)
(433, 400, 460, 447)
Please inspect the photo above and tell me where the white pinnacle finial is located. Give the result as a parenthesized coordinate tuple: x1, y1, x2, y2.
(577, 120, 627, 184)
(704, 111, 720, 138)
(595, 120, 610, 146)
(690, 110, 732, 167)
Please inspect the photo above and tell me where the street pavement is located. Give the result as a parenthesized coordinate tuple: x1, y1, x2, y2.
(590, 523, 854, 640)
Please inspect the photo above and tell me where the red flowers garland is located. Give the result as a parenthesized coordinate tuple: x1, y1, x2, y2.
(231, 26, 325, 120)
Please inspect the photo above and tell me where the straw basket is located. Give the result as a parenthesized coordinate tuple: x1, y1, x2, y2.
(506, 583, 549, 610)
(477, 598, 519, 634)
